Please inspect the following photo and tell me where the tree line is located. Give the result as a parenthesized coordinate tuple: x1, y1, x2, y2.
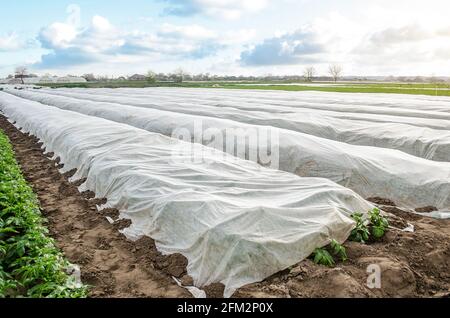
(81, 65, 345, 83)
(9, 65, 449, 84)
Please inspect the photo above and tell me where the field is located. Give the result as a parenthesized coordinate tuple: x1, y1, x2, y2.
(0, 86, 449, 298)
(41, 81, 450, 97)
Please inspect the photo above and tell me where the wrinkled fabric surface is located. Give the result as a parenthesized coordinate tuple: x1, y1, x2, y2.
(5, 89, 450, 211)
(0, 92, 375, 297)
(34, 87, 450, 161)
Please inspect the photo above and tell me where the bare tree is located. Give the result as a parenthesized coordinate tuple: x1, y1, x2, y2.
(303, 66, 316, 82)
(328, 64, 343, 83)
(15, 66, 28, 84)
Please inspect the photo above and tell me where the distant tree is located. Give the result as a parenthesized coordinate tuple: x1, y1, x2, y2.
(97, 75, 109, 82)
(15, 66, 28, 84)
(82, 73, 96, 82)
(146, 70, 157, 83)
(328, 64, 343, 83)
(156, 73, 167, 81)
(303, 66, 316, 82)
(173, 68, 186, 83)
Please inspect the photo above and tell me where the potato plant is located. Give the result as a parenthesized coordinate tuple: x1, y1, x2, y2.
(349, 208, 389, 243)
(311, 248, 335, 267)
(311, 239, 347, 267)
(349, 212, 370, 243)
(368, 208, 389, 239)
(312, 207, 389, 268)
(0, 131, 87, 298)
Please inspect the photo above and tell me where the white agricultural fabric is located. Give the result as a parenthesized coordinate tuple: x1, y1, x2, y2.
(6, 89, 450, 211)
(56, 87, 450, 120)
(66, 87, 450, 113)
(0, 92, 374, 297)
(36, 88, 450, 161)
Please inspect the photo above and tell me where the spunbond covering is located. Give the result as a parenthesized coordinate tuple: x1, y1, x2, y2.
(7, 89, 450, 211)
(0, 92, 374, 297)
(37, 87, 450, 161)
(72, 87, 450, 113)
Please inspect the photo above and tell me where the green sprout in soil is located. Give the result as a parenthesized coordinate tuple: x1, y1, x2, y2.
(311, 207, 389, 267)
(330, 239, 347, 262)
(311, 239, 347, 267)
(311, 248, 335, 267)
(368, 208, 389, 240)
(349, 208, 389, 243)
(349, 212, 370, 243)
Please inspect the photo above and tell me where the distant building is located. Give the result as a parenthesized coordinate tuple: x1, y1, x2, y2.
(14, 74, 37, 79)
(37, 76, 58, 84)
(128, 74, 147, 81)
(2, 78, 21, 84)
(0, 76, 87, 85)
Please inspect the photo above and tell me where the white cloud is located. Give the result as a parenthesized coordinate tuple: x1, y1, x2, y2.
(239, 11, 450, 76)
(10, 2, 450, 77)
(0, 33, 23, 51)
(35, 13, 239, 70)
(368, 24, 432, 46)
(356, 23, 450, 66)
(39, 22, 78, 49)
(157, 23, 217, 40)
(162, 0, 268, 19)
(91, 15, 114, 33)
(240, 27, 325, 66)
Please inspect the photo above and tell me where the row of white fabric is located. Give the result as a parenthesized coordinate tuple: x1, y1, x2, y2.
(43, 87, 450, 162)
(0, 91, 373, 297)
(7, 89, 450, 212)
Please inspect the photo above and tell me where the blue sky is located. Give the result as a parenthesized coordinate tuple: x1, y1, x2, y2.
(1, 0, 450, 77)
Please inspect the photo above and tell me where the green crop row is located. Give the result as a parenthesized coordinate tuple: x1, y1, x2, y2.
(0, 130, 87, 298)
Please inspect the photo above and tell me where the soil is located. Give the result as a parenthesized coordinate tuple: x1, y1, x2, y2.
(0, 115, 191, 298)
(230, 201, 450, 298)
(1, 114, 449, 298)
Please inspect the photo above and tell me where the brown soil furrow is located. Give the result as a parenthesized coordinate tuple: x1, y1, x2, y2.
(0, 115, 192, 298)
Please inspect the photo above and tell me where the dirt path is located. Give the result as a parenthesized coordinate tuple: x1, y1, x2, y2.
(0, 115, 191, 298)
(1, 113, 449, 298)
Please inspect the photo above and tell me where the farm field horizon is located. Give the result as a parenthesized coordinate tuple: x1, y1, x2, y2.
(1, 85, 449, 300)
(38, 80, 450, 97)
(1, 0, 450, 309)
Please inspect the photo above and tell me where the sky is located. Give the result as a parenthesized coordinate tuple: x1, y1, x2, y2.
(1, 0, 450, 77)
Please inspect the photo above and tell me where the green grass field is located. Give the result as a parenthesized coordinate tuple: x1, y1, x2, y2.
(40, 80, 450, 97)
(221, 83, 450, 96)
